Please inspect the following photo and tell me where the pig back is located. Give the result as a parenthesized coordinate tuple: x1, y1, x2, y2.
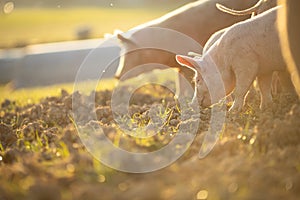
(226, 7, 285, 73)
(150, 0, 261, 46)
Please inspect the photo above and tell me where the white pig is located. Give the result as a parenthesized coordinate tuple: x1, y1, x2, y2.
(216, 0, 278, 16)
(115, 0, 260, 97)
(216, 0, 295, 96)
(278, 0, 300, 97)
(176, 6, 285, 112)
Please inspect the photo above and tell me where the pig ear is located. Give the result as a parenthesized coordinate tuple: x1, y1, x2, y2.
(176, 55, 199, 71)
(117, 34, 132, 43)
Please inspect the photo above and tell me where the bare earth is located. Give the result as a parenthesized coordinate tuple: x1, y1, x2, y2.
(0, 84, 299, 200)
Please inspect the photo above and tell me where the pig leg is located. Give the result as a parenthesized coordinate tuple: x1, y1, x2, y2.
(257, 73, 273, 110)
(278, 70, 296, 94)
(271, 71, 280, 96)
(271, 71, 296, 96)
(229, 60, 258, 112)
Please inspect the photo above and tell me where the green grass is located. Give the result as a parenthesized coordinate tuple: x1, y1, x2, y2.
(0, 68, 177, 106)
(0, 66, 179, 107)
(0, 6, 180, 103)
(0, 7, 170, 48)
(0, 79, 117, 106)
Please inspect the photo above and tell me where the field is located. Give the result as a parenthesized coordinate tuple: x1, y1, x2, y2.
(0, 7, 169, 48)
(1, 4, 300, 200)
(0, 79, 117, 106)
(0, 77, 300, 199)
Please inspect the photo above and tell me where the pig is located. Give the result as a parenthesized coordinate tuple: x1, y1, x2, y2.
(187, 29, 225, 58)
(216, 0, 278, 16)
(176, 6, 286, 112)
(188, 25, 294, 105)
(189, 0, 277, 58)
(216, 0, 295, 96)
(278, 0, 300, 97)
(115, 0, 260, 97)
(189, 28, 228, 58)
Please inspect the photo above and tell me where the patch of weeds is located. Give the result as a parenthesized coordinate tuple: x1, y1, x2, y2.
(0, 141, 4, 152)
(56, 141, 70, 158)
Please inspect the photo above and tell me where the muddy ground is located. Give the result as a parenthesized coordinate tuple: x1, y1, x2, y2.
(0, 84, 299, 200)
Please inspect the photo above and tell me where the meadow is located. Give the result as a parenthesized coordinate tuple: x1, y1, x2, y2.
(0, 79, 116, 106)
(1, 74, 299, 199)
(0, 5, 300, 200)
(0, 7, 170, 48)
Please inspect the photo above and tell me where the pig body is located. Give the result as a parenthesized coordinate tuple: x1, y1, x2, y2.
(278, 0, 300, 97)
(202, 28, 227, 55)
(216, 0, 278, 16)
(177, 7, 286, 112)
(214, 0, 294, 96)
(202, 0, 277, 55)
(115, 0, 259, 91)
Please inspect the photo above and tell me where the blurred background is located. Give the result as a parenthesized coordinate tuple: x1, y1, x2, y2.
(0, 0, 195, 88)
(0, 0, 195, 48)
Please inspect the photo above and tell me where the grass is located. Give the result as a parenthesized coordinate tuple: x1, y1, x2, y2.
(0, 7, 172, 48)
(0, 68, 177, 106)
(0, 5, 181, 103)
(0, 79, 117, 106)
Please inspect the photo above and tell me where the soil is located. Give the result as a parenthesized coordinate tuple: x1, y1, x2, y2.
(0, 84, 299, 200)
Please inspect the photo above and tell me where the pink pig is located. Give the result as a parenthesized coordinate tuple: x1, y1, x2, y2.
(115, 0, 260, 96)
(176, 6, 289, 112)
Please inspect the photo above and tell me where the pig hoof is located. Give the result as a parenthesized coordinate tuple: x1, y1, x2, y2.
(228, 105, 243, 113)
